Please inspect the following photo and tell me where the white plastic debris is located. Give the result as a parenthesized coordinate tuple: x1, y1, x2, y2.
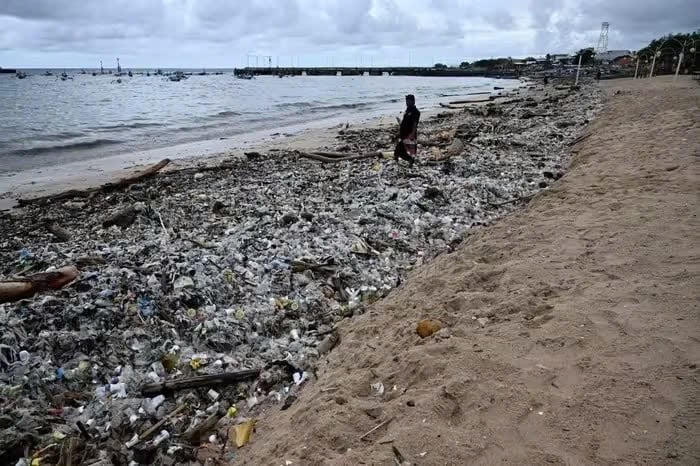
(173, 275, 195, 290)
(207, 389, 220, 401)
(370, 381, 385, 396)
(247, 396, 259, 409)
(109, 383, 127, 398)
(293, 371, 308, 385)
(147, 394, 165, 414)
(153, 430, 170, 446)
(18, 350, 30, 363)
(125, 434, 140, 449)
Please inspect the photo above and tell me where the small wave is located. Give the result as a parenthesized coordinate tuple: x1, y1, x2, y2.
(307, 102, 372, 113)
(275, 102, 313, 109)
(215, 110, 241, 117)
(9, 139, 121, 156)
(94, 122, 165, 131)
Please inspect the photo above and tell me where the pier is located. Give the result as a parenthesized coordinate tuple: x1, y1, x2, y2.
(234, 67, 518, 78)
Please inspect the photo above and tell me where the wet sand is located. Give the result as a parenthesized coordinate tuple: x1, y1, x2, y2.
(235, 75, 700, 465)
(0, 90, 498, 211)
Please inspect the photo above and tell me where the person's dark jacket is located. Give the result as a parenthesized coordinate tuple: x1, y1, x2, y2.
(399, 105, 420, 139)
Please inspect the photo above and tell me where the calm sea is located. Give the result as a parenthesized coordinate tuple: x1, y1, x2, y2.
(0, 69, 517, 173)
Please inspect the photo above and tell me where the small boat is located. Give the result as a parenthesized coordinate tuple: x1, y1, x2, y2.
(44, 70, 54, 76)
(16, 71, 27, 79)
(128, 71, 133, 77)
(236, 73, 254, 80)
(169, 71, 188, 82)
(80, 69, 87, 74)
(0, 67, 17, 74)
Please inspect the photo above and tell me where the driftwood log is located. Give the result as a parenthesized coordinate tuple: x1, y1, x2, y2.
(0, 266, 79, 304)
(449, 97, 494, 105)
(45, 223, 71, 242)
(102, 206, 139, 229)
(439, 103, 463, 110)
(138, 404, 189, 444)
(183, 413, 222, 444)
(17, 158, 171, 207)
(295, 151, 381, 163)
(140, 369, 261, 396)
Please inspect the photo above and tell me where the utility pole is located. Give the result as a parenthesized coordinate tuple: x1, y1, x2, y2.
(574, 53, 582, 85)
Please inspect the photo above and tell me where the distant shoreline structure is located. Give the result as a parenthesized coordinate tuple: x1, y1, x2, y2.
(234, 67, 519, 78)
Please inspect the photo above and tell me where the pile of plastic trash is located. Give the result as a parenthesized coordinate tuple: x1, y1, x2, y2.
(0, 82, 603, 465)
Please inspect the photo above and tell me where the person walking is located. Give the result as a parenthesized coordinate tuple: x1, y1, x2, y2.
(394, 94, 420, 167)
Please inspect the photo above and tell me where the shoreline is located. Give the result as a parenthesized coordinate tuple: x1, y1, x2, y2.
(0, 80, 522, 210)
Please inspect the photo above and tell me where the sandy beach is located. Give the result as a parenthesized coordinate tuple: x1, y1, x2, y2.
(235, 75, 700, 465)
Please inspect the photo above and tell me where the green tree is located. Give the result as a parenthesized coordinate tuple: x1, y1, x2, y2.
(636, 31, 700, 71)
(472, 58, 510, 69)
(459, 61, 470, 68)
(434, 63, 448, 69)
(573, 48, 595, 65)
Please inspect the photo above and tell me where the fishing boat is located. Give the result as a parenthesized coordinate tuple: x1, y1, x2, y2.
(113, 57, 125, 76)
(44, 70, 54, 76)
(16, 71, 27, 79)
(168, 71, 188, 82)
(0, 67, 17, 74)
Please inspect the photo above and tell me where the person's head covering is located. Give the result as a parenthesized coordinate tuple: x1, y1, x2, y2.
(405, 94, 415, 102)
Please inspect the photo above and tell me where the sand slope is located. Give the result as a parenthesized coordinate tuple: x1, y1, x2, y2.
(237, 76, 700, 465)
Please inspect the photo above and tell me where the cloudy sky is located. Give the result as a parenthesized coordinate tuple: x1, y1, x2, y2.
(1, 0, 698, 68)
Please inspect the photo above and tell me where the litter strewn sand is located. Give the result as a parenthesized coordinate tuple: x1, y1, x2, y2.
(237, 76, 700, 465)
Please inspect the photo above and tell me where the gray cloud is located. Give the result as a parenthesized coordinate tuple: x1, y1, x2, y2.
(0, 0, 697, 67)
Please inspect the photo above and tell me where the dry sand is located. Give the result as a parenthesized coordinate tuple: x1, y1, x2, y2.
(235, 75, 700, 465)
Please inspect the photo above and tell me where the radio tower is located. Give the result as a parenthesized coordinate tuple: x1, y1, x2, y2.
(596, 22, 609, 53)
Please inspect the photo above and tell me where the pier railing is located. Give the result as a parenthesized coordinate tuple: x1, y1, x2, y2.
(234, 67, 518, 78)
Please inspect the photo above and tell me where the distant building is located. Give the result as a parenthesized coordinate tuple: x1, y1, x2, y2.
(551, 54, 574, 65)
(613, 55, 633, 66)
(596, 50, 632, 64)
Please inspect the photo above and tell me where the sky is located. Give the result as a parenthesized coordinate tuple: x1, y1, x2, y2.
(0, 0, 698, 68)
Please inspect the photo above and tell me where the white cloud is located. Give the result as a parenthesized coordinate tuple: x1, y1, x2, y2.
(0, 0, 697, 67)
